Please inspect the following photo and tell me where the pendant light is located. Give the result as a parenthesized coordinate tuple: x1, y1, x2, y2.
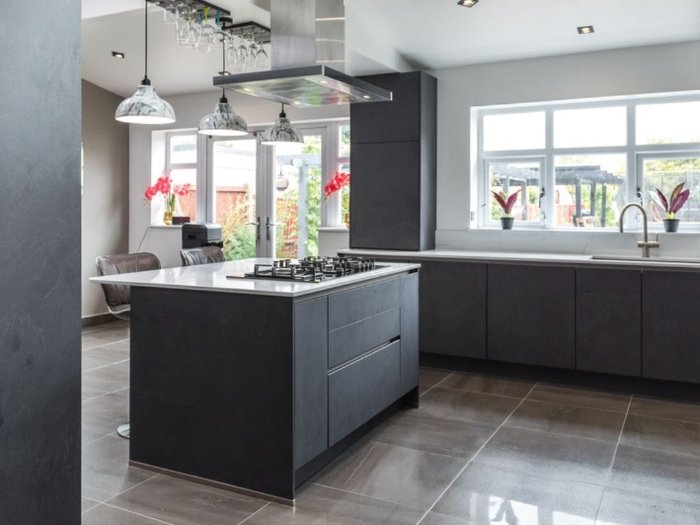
(198, 38, 248, 136)
(260, 104, 304, 153)
(115, 0, 176, 125)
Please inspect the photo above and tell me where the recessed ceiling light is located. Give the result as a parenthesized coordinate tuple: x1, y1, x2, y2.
(362, 95, 371, 100)
(112, 51, 126, 59)
(457, 0, 478, 7)
(577, 25, 594, 34)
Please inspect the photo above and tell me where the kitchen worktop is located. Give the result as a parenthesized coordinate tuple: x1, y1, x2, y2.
(91, 258, 420, 297)
(339, 248, 700, 270)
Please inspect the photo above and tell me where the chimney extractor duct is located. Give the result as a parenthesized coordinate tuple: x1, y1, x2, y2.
(213, 0, 392, 107)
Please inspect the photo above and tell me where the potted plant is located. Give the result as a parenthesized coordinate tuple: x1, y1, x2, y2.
(651, 182, 690, 233)
(491, 189, 521, 230)
(145, 174, 192, 225)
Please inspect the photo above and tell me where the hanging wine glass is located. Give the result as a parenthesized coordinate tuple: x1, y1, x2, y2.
(189, 13, 204, 50)
(163, 3, 177, 25)
(255, 39, 269, 71)
(227, 34, 240, 72)
(176, 8, 192, 46)
(246, 38, 259, 71)
(236, 36, 249, 71)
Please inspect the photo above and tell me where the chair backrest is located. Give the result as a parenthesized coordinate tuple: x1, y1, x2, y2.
(180, 246, 226, 266)
(95, 252, 161, 311)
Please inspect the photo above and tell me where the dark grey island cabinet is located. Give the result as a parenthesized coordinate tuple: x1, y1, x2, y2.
(116, 263, 420, 502)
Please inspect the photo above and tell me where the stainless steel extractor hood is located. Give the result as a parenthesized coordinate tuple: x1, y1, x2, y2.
(213, 0, 392, 107)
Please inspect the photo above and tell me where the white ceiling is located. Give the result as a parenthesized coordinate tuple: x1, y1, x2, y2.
(82, 0, 700, 97)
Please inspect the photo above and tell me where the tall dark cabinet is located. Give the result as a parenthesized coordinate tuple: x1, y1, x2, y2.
(350, 72, 437, 251)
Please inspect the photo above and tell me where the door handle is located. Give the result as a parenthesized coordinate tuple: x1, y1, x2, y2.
(246, 217, 261, 243)
(265, 217, 277, 241)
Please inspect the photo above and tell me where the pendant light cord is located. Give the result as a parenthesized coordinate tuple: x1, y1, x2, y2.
(142, 0, 151, 85)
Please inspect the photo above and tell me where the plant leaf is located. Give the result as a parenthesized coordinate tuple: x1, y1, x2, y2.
(656, 188, 669, 212)
(670, 189, 690, 214)
(491, 191, 508, 211)
(670, 182, 686, 205)
(505, 189, 522, 213)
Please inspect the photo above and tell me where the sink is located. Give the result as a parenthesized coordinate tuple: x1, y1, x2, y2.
(590, 255, 700, 264)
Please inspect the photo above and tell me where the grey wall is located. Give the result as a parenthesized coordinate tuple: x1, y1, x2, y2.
(0, 0, 81, 523)
(82, 80, 130, 318)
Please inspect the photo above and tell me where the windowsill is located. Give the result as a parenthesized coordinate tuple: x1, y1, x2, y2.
(474, 226, 700, 234)
(148, 224, 183, 229)
(318, 226, 349, 233)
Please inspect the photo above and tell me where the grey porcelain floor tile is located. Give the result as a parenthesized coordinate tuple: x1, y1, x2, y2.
(82, 504, 169, 524)
(419, 387, 521, 426)
(474, 427, 616, 485)
(82, 361, 130, 400)
(83, 428, 109, 446)
(82, 497, 100, 513)
(595, 488, 700, 525)
(369, 410, 496, 459)
(505, 400, 626, 442)
(439, 372, 534, 398)
(420, 512, 477, 525)
(82, 340, 129, 372)
(628, 395, 700, 424)
(108, 474, 268, 525)
(243, 484, 424, 525)
(433, 462, 603, 525)
(608, 444, 700, 504)
(82, 389, 130, 437)
(314, 440, 467, 510)
(82, 435, 157, 502)
(82, 324, 130, 350)
(528, 384, 630, 412)
(420, 368, 452, 394)
(620, 414, 700, 458)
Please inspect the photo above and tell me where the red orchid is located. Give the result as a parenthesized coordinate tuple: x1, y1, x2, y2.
(324, 171, 350, 198)
(144, 174, 192, 213)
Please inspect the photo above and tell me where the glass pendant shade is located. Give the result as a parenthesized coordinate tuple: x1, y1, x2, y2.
(198, 96, 248, 136)
(260, 106, 304, 152)
(115, 83, 176, 124)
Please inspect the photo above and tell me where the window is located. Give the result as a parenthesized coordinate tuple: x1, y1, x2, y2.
(165, 131, 197, 221)
(475, 93, 700, 230)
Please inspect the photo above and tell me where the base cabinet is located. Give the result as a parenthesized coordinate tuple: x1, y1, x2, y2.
(488, 264, 576, 368)
(643, 271, 700, 383)
(576, 269, 641, 376)
(419, 261, 486, 358)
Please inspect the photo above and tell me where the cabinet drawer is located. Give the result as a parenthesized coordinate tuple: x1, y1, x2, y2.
(329, 308, 400, 369)
(328, 278, 400, 330)
(328, 340, 401, 445)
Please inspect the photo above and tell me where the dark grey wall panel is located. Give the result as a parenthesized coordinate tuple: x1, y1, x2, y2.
(643, 271, 700, 384)
(577, 269, 642, 376)
(400, 272, 420, 394)
(420, 261, 487, 359)
(488, 265, 576, 369)
(328, 341, 401, 445)
(294, 297, 328, 469)
(329, 308, 400, 368)
(0, 1, 81, 523)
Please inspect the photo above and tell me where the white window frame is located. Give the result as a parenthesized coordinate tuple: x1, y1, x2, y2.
(474, 91, 700, 231)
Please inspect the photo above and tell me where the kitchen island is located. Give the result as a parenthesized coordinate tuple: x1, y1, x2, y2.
(92, 258, 420, 502)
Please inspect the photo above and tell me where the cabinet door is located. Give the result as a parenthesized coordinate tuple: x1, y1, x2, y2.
(350, 141, 421, 250)
(576, 269, 641, 376)
(351, 72, 423, 144)
(420, 261, 487, 359)
(488, 264, 575, 368)
(643, 271, 700, 384)
(400, 272, 420, 394)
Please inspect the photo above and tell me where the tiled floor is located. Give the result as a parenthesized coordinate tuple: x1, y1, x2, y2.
(81, 322, 700, 525)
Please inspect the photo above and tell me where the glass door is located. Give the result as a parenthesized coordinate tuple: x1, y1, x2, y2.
(272, 130, 324, 259)
(208, 137, 262, 260)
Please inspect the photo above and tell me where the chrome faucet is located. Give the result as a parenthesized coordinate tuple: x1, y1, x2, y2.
(619, 203, 660, 258)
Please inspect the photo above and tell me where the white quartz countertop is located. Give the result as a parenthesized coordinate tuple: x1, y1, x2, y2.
(90, 258, 420, 297)
(339, 249, 700, 270)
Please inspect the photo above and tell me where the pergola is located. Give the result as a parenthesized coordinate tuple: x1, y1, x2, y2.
(494, 165, 624, 226)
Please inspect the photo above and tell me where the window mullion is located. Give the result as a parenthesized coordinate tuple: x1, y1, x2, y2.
(544, 108, 555, 228)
